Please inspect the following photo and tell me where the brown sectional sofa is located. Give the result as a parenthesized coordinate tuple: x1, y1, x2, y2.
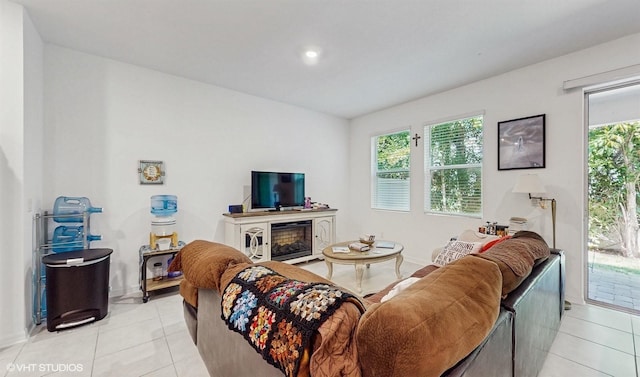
(171, 235, 564, 377)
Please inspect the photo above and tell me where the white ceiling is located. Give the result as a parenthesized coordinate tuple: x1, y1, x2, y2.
(12, 0, 640, 119)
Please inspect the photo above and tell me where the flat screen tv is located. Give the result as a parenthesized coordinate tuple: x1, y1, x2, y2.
(251, 171, 305, 210)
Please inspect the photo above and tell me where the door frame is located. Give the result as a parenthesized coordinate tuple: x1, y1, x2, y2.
(583, 79, 640, 312)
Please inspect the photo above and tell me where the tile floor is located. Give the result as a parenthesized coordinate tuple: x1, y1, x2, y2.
(1, 259, 639, 376)
(0, 291, 208, 377)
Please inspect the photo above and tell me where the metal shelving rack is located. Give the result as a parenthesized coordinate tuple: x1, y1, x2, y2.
(32, 211, 91, 325)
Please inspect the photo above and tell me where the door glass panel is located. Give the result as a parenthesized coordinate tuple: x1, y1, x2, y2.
(586, 82, 640, 314)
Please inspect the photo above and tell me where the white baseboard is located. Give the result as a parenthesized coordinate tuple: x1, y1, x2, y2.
(108, 283, 141, 298)
(0, 331, 27, 349)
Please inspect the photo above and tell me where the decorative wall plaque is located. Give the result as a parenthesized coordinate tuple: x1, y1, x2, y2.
(138, 160, 165, 184)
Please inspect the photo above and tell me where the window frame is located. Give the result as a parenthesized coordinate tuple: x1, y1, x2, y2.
(424, 114, 484, 218)
(371, 129, 411, 211)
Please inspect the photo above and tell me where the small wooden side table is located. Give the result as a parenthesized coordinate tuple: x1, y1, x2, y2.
(139, 245, 183, 303)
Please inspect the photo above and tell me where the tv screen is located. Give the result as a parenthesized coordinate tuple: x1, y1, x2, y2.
(251, 171, 305, 210)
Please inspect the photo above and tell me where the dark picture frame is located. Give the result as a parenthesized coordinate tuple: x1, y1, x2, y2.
(498, 114, 546, 170)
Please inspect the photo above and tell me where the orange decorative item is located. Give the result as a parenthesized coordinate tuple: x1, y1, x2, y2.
(481, 235, 512, 253)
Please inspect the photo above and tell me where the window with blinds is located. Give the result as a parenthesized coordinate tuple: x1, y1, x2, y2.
(424, 115, 483, 217)
(371, 130, 410, 211)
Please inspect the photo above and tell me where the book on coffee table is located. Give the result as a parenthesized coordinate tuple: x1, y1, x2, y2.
(332, 246, 350, 253)
(375, 241, 395, 249)
(349, 242, 370, 252)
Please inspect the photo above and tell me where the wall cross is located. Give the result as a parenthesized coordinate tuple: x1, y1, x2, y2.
(412, 133, 421, 147)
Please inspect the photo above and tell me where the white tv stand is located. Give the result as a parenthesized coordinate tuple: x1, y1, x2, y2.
(223, 209, 336, 264)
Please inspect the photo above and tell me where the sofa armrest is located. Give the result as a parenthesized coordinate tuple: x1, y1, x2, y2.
(442, 310, 513, 377)
(183, 300, 197, 345)
(550, 249, 566, 318)
(501, 253, 563, 377)
(196, 289, 283, 377)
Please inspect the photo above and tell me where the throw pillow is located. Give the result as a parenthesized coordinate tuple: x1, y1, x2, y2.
(433, 240, 482, 266)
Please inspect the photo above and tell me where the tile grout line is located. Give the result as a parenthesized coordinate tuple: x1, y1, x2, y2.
(631, 316, 639, 377)
(155, 298, 179, 377)
(546, 349, 616, 377)
(556, 328, 637, 358)
(155, 299, 179, 377)
(5, 340, 26, 377)
(564, 310, 635, 335)
(90, 327, 99, 377)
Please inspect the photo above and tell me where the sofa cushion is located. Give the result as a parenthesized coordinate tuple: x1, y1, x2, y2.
(433, 240, 482, 266)
(364, 264, 439, 305)
(380, 277, 421, 302)
(356, 256, 502, 377)
(473, 232, 550, 296)
(481, 235, 511, 252)
(511, 231, 550, 266)
(168, 240, 253, 292)
(179, 279, 198, 308)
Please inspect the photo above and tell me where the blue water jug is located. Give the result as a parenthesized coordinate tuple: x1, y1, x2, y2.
(167, 255, 182, 279)
(53, 196, 103, 223)
(51, 225, 102, 252)
(151, 195, 177, 216)
(41, 283, 47, 318)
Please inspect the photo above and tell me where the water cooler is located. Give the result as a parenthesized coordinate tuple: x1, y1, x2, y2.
(149, 195, 178, 250)
(139, 195, 182, 302)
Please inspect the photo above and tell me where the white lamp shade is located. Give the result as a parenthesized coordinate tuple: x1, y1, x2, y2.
(513, 174, 546, 194)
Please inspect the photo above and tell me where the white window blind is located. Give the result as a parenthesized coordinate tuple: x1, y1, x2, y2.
(424, 115, 483, 217)
(371, 130, 410, 211)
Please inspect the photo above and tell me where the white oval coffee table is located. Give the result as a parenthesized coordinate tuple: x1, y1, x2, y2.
(322, 241, 404, 293)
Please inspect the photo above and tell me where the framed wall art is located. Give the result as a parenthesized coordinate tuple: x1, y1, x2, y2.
(497, 114, 546, 170)
(139, 160, 165, 184)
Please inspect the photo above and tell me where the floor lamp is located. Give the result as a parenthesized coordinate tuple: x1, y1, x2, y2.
(512, 173, 556, 249)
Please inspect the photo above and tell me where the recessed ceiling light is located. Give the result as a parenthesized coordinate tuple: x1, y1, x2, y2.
(302, 47, 321, 65)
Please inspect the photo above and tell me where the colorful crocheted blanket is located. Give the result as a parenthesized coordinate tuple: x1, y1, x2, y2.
(221, 265, 359, 377)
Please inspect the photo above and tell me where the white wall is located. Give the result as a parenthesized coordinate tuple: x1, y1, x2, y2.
(22, 4, 44, 339)
(0, 0, 25, 347)
(43, 45, 350, 296)
(0, 0, 43, 347)
(348, 33, 640, 305)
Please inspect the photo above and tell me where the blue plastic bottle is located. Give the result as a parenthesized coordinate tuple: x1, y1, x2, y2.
(41, 284, 47, 318)
(33, 274, 47, 318)
(51, 225, 102, 252)
(167, 255, 182, 278)
(53, 196, 103, 223)
(151, 195, 177, 216)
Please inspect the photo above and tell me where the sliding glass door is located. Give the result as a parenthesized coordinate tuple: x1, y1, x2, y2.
(586, 82, 640, 313)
